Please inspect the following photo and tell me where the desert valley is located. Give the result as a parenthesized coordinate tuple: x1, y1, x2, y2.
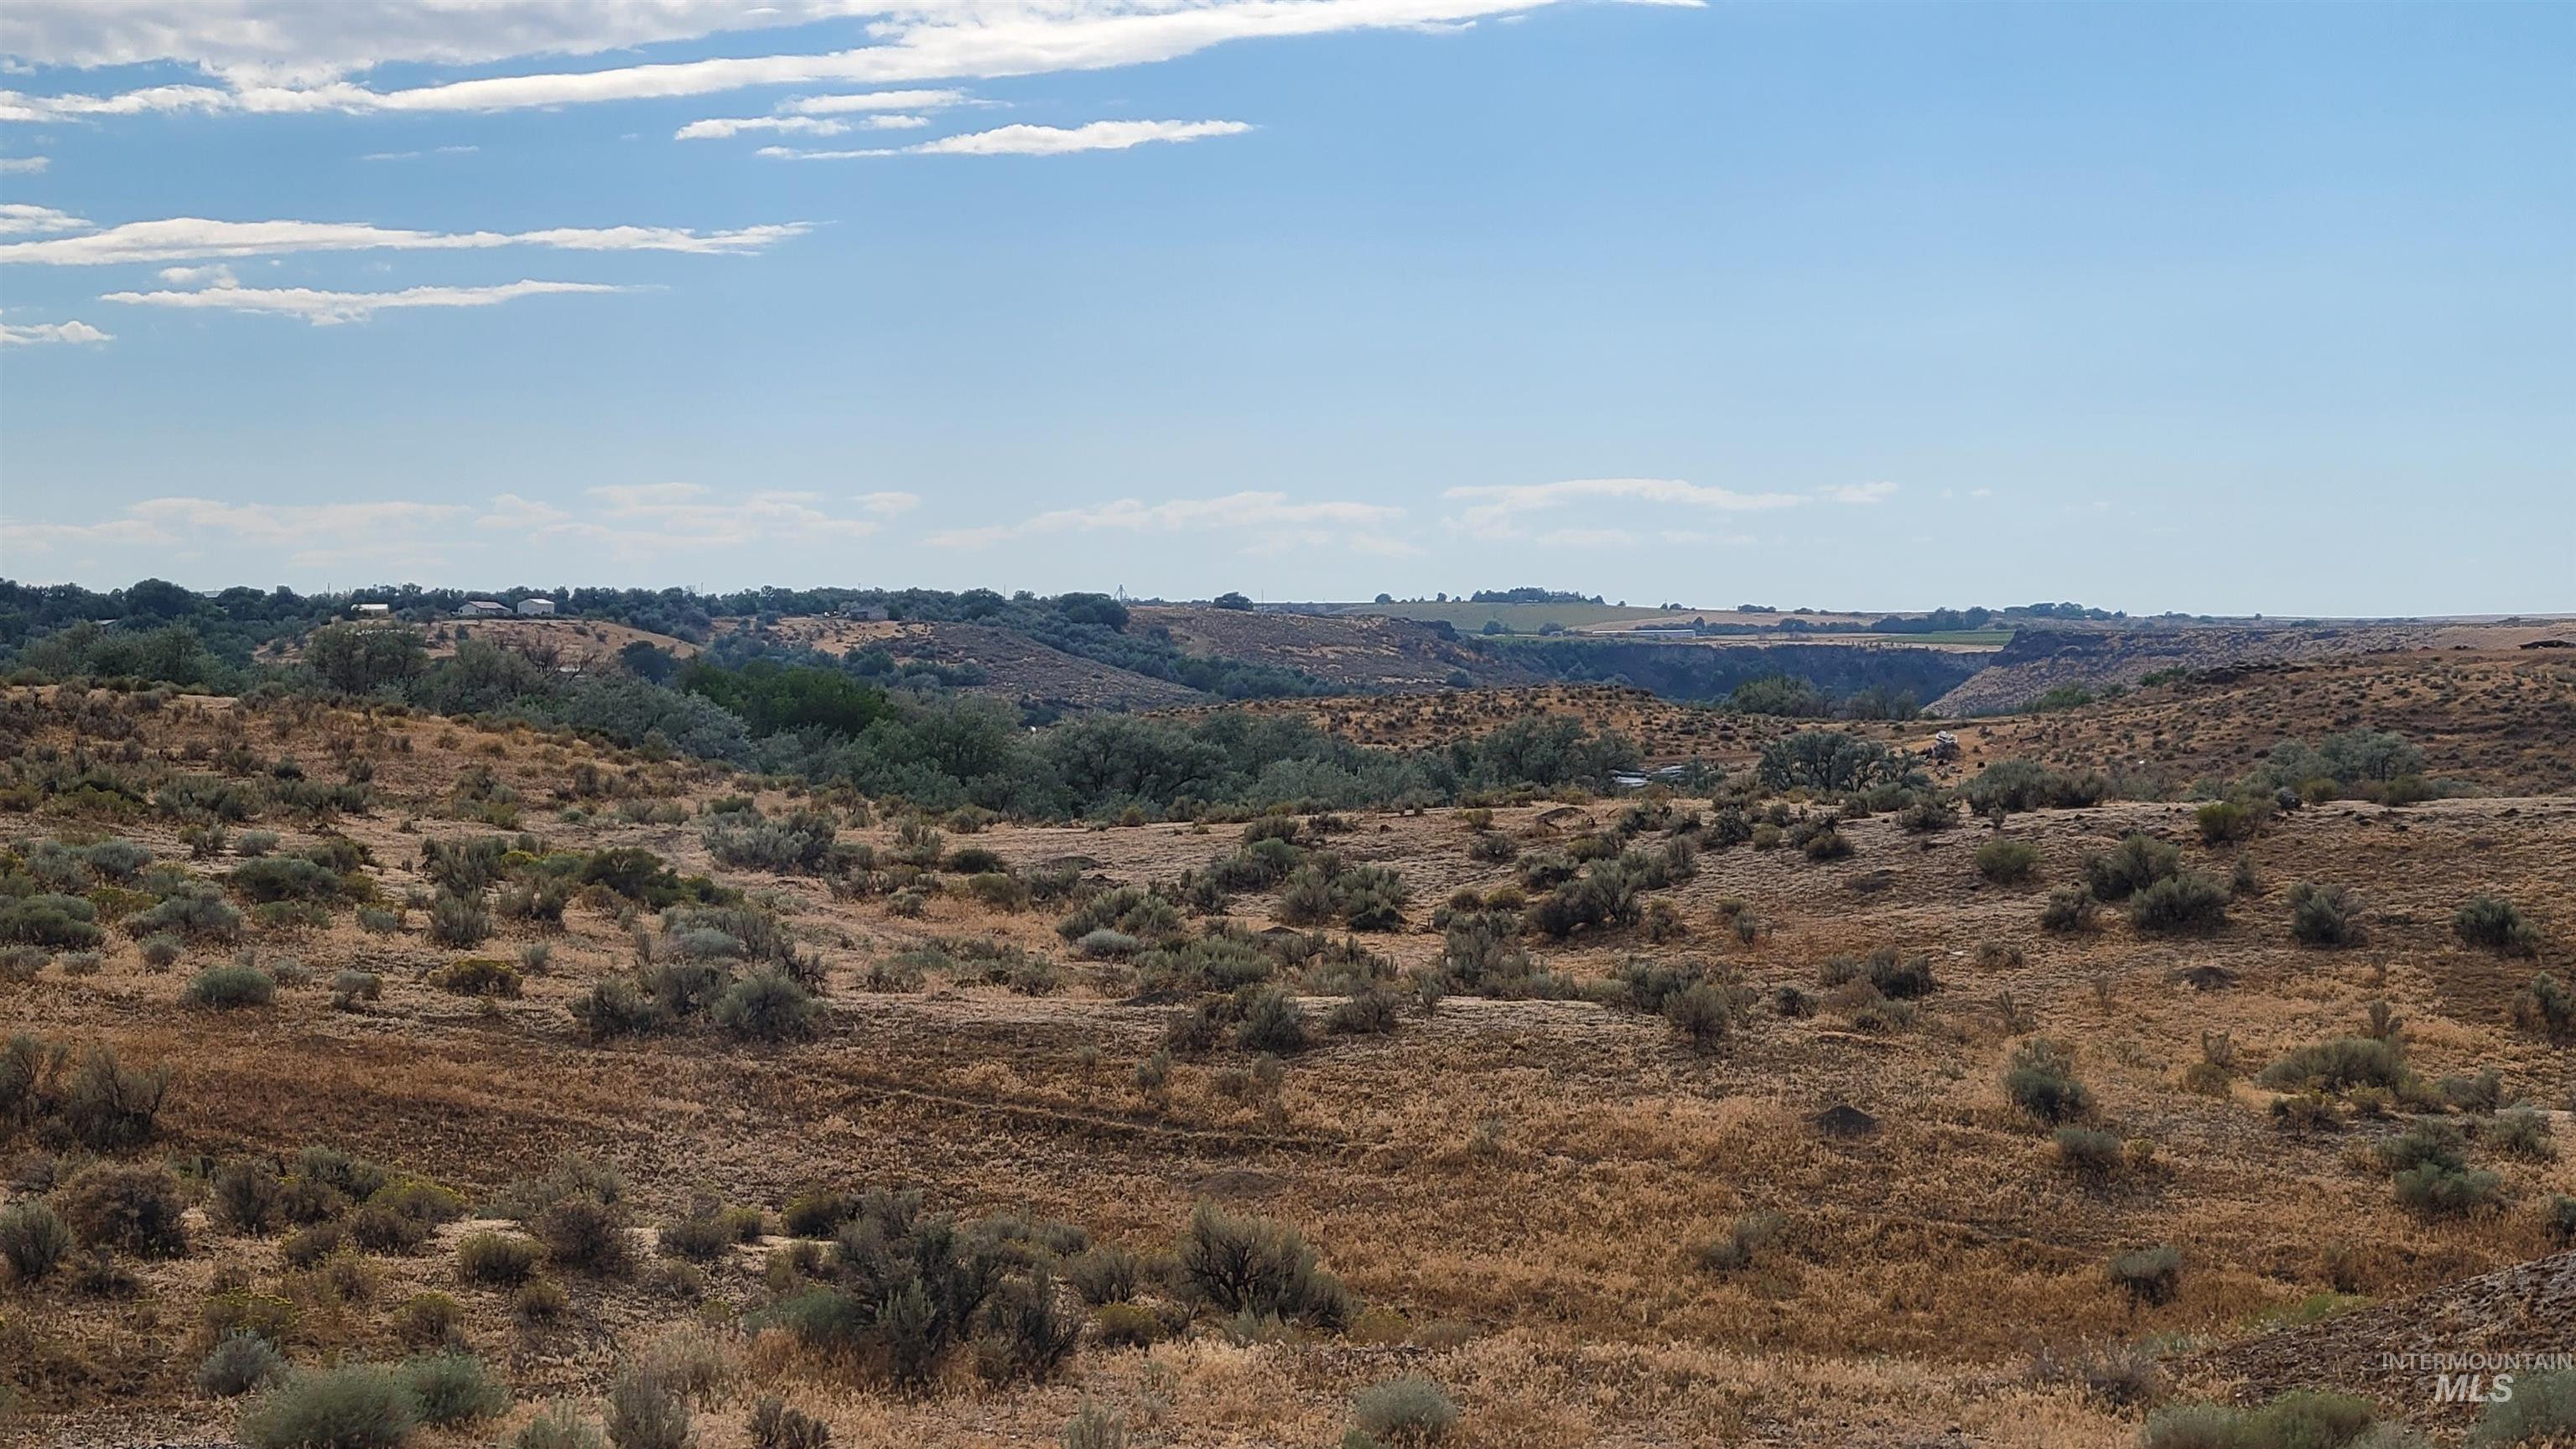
(1, 587, 2571, 1449)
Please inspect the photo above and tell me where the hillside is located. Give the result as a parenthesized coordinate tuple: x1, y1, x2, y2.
(1130, 606, 1545, 693)
(1929, 620, 2576, 717)
(3, 654, 2571, 1447)
(714, 616, 1208, 711)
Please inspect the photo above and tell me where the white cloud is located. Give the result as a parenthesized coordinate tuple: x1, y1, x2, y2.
(0, 3, 901, 83)
(0, 154, 46, 172)
(784, 90, 969, 116)
(1536, 527, 1637, 548)
(679, 87, 964, 138)
(1441, 476, 1805, 540)
(678, 114, 848, 140)
(359, 143, 478, 160)
(0, 202, 86, 235)
(0, 315, 111, 345)
(3, 496, 472, 569)
(0, 84, 237, 124)
(855, 491, 921, 515)
(7, 486, 891, 568)
(156, 263, 237, 285)
(764, 117, 1249, 159)
(101, 277, 630, 325)
(493, 483, 886, 553)
(1657, 527, 1755, 546)
(0, 216, 809, 264)
(679, 113, 937, 139)
(929, 491, 1406, 553)
(1816, 480, 1898, 505)
(0, 0, 1680, 122)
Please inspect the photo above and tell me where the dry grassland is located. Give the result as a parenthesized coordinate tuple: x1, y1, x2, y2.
(2, 669, 2571, 1447)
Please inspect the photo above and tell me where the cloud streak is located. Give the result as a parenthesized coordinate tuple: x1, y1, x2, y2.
(1816, 480, 1898, 505)
(678, 87, 965, 138)
(101, 277, 631, 325)
(482, 484, 886, 553)
(929, 491, 1410, 554)
(0, 0, 1671, 122)
(4, 497, 473, 569)
(0, 315, 112, 346)
(0, 216, 809, 264)
(677, 112, 928, 140)
(359, 143, 478, 161)
(6, 486, 894, 569)
(1442, 476, 1806, 540)
(761, 117, 1249, 159)
(0, 202, 87, 236)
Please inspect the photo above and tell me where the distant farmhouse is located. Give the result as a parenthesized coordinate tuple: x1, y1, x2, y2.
(352, 603, 392, 618)
(516, 598, 557, 617)
(834, 603, 891, 621)
(457, 600, 509, 618)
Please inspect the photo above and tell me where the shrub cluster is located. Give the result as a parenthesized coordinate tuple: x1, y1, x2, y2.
(2004, 1040, 2091, 1124)
(761, 1186, 1087, 1387)
(2, 1035, 172, 1152)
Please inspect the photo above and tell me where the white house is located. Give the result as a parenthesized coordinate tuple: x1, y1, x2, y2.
(353, 603, 392, 618)
(516, 598, 558, 617)
(457, 600, 509, 618)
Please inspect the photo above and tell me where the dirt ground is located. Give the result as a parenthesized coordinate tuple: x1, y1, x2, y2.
(3, 673, 2572, 1447)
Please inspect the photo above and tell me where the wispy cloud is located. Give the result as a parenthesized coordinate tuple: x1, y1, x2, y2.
(359, 144, 480, 161)
(0, 314, 112, 346)
(1441, 476, 1805, 541)
(3, 496, 472, 569)
(1816, 480, 1898, 505)
(676, 113, 934, 141)
(929, 491, 1410, 554)
(0, 202, 87, 236)
(785, 90, 969, 116)
(678, 115, 857, 140)
(0, 216, 809, 265)
(485, 484, 887, 553)
(0, 155, 47, 173)
(101, 277, 631, 326)
(0, 0, 1680, 122)
(678, 88, 966, 138)
(761, 118, 1250, 160)
(7, 486, 893, 569)
(0, 3, 884, 80)
(156, 263, 237, 286)
(854, 491, 922, 515)
(1536, 527, 1638, 548)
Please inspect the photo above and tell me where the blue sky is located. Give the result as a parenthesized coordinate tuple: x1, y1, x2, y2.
(0, 1, 2568, 615)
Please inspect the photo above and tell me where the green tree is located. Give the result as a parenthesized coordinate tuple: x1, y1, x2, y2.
(304, 623, 428, 694)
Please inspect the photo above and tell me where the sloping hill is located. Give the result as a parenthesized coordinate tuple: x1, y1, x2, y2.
(714, 616, 1206, 710)
(1132, 605, 1545, 691)
(1937, 649, 2576, 796)
(1930, 620, 2576, 717)
(2181, 1249, 2575, 1426)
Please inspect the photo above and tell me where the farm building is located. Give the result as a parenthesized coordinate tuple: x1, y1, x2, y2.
(457, 600, 509, 618)
(352, 603, 392, 617)
(516, 598, 558, 617)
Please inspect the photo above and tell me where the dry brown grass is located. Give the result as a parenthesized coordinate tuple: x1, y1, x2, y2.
(2, 673, 2570, 1446)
